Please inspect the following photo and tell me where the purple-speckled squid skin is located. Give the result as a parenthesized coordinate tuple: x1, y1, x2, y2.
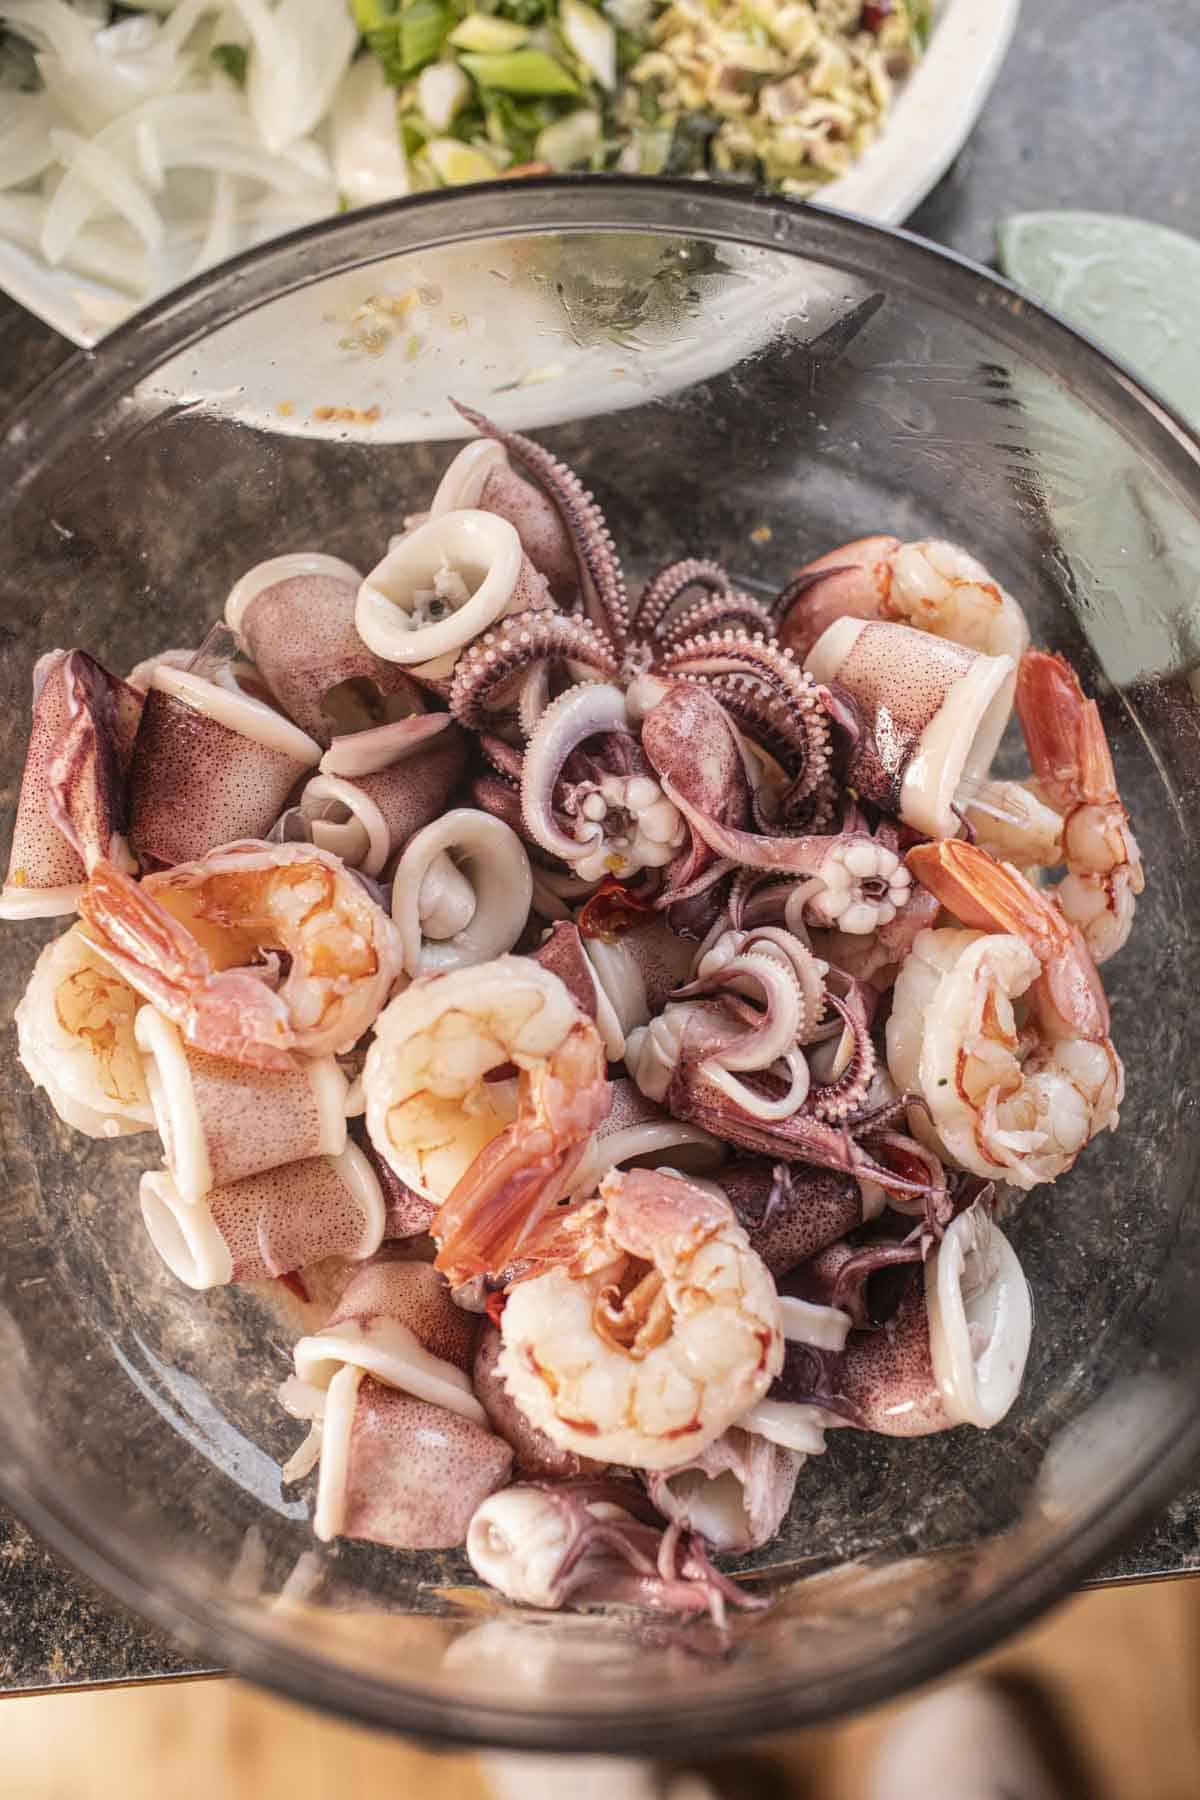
(474, 461, 580, 604)
(321, 717, 469, 856)
(236, 573, 424, 745)
(782, 1236, 922, 1326)
(173, 1045, 338, 1192)
(468, 767, 526, 838)
(129, 685, 318, 867)
(529, 921, 600, 1019)
(720, 1159, 867, 1279)
(2, 650, 142, 908)
(640, 683, 751, 902)
(830, 1272, 952, 1438)
(818, 622, 983, 814)
(774, 1256, 951, 1438)
(581, 915, 695, 1021)
(340, 1380, 513, 1550)
(474, 1320, 602, 1481)
(204, 1156, 378, 1282)
(327, 1260, 478, 1372)
(646, 1426, 803, 1552)
(358, 1133, 438, 1240)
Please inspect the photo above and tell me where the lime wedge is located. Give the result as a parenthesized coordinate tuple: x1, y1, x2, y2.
(999, 211, 1200, 432)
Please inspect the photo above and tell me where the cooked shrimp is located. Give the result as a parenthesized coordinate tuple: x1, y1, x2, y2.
(362, 957, 610, 1285)
(781, 538, 1029, 662)
(959, 777, 1065, 874)
(889, 841, 1122, 1190)
(78, 843, 402, 1071)
(497, 1167, 783, 1470)
(1013, 650, 1143, 962)
(15, 922, 154, 1138)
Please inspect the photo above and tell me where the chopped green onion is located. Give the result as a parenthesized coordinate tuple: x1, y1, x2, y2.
(483, 91, 554, 160)
(458, 48, 581, 96)
(449, 14, 531, 51)
(364, 0, 452, 82)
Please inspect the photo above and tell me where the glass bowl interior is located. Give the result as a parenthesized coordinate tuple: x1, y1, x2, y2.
(1, 180, 1199, 1751)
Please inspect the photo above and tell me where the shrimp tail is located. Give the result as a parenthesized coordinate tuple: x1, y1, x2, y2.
(907, 838, 1110, 1041)
(433, 1133, 588, 1287)
(1016, 649, 1117, 809)
(78, 860, 295, 1071)
(907, 839, 1060, 957)
(434, 1021, 611, 1284)
(183, 972, 297, 1071)
(79, 859, 212, 999)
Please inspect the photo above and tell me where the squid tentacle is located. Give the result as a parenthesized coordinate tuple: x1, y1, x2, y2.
(452, 401, 629, 650)
(450, 611, 618, 731)
(657, 591, 777, 653)
(632, 558, 729, 641)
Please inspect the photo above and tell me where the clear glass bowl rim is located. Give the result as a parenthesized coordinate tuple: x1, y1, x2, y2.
(2, 176, 1200, 1750)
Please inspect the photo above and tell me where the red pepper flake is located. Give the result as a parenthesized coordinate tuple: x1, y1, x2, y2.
(861, 0, 893, 29)
(578, 877, 659, 942)
(312, 404, 381, 425)
(485, 1290, 507, 1328)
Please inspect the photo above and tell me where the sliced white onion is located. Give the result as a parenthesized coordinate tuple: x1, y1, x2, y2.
(0, 92, 57, 190)
(331, 54, 410, 205)
(560, 0, 617, 89)
(229, 0, 356, 155)
(43, 124, 165, 263)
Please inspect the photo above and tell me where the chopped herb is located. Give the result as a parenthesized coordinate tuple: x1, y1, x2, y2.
(362, 0, 930, 188)
(210, 42, 249, 86)
(364, 0, 453, 82)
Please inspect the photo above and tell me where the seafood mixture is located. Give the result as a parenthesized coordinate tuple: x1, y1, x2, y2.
(3, 411, 1142, 1622)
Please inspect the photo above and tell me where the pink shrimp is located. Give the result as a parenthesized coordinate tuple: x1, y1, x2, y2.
(78, 843, 402, 1071)
(891, 840, 1121, 1189)
(1014, 650, 1143, 963)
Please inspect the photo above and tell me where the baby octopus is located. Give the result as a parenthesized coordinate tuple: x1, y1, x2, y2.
(3, 398, 1143, 1623)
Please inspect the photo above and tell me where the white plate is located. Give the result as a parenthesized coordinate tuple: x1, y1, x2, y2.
(0, 0, 1019, 351)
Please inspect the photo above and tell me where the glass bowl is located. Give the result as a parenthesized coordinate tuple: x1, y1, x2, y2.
(2, 178, 1199, 1753)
